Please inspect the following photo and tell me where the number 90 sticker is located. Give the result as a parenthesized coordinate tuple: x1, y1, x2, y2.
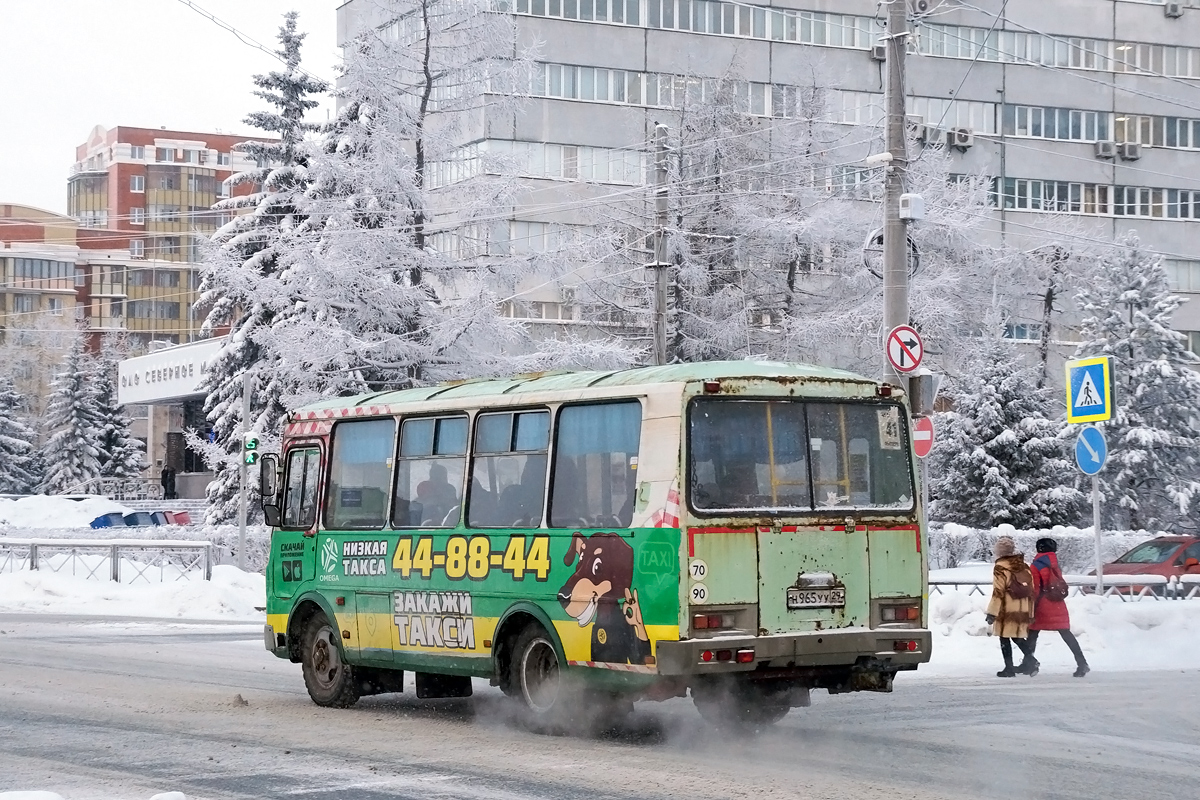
(690, 583, 708, 603)
(689, 558, 708, 580)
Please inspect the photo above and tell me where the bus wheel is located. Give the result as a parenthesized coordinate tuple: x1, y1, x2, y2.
(300, 612, 360, 708)
(510, 623, 562, 724)
(692, 681, 790, 730)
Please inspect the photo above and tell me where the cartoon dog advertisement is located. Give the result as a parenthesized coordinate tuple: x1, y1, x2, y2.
(557, 532, 652, 665)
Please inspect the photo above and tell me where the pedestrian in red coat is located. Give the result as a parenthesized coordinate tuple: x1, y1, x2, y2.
(1021, 538, 1090, 678)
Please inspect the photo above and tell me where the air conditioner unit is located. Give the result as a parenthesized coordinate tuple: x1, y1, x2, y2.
(198, 150, 208, 164)
(1119, 142, 1143, 161)
(910, 0, 940, 14)
(1094, 140, 1117, 159)
(950, 127, 975, 150)
(871, 44, 888, 62)
(1165, 2, 1184, 19)
(917, 124, 944, 145)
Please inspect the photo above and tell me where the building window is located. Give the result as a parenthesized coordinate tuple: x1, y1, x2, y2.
(12, 295, 35, 313)
(130, 145, 145, 160)
(155, 270, 180, 288)
(155, 236, 181, 257)
(130, 239, 145, 258)
(1186, 332, 1200, 356)
(130, 269, 155, 287)
(75, 268, 86, 287)
(130, 175, 145, 193)
(156, 148, 174, 163)
(130, 207, 144, 225)
(1003, 322, 1044, 342)
(217, 152, 231, 166)
(159, 175, 176, 190)
(1164, 259, 1200, 292)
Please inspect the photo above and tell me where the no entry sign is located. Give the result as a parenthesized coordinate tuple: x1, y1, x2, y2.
(886, 325, 924, 373)
(913, 416, 934, 458)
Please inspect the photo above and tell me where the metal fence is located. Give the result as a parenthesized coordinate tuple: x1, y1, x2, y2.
(931, 575, 1200, 601)
(0, 538, 213, 583)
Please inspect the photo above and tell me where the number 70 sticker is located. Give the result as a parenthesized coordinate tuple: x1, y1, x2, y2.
(689, 559, 709, 603)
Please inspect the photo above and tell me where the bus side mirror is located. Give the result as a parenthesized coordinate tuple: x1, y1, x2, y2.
(260, 453, 281, 527)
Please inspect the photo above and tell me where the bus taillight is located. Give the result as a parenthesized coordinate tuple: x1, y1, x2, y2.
(881, 604, 920, 622)
(693, 613, 736, 630)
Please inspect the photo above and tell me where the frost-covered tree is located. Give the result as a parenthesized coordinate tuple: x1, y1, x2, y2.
(94, 338, 143, 480)
(1073, 233, 1200, 529)
(929, 334, 1084, 528)
(0, 377, 40, 494)
(579, 60, 1025, 375)
(196, 11, 329, 522)
(41, 330, 104, 494)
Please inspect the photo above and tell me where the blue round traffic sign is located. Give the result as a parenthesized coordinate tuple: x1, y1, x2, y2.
(1075, 426, 1108, 475)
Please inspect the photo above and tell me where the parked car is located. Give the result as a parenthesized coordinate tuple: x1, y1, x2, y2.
(1087, 536, 1200, 592)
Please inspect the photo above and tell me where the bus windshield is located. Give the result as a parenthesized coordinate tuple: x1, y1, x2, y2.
(689, 399, 914, 513)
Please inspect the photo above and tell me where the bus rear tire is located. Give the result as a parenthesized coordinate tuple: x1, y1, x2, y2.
(300, 611, 360, 708)
(692, 681, 791, 730)
(509, 623, 564, 729)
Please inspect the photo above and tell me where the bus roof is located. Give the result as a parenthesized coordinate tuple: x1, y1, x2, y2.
(290, 360, 875, 419)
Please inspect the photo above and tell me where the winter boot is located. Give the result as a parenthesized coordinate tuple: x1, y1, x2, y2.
(1017, 658, 1040, 677)
(996, 666, 1017, 678)
(1073, 663, 1090, 678)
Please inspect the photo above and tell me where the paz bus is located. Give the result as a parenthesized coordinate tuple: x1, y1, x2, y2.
(260, 361, 931, 728)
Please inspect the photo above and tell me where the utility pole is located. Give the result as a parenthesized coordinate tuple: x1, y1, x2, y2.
(882, 0, 911, 375)
(238, 370, 250, 571)
(650, 123, 670, 366)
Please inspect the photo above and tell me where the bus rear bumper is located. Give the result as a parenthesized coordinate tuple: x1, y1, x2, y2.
(654, 627, 932, 676)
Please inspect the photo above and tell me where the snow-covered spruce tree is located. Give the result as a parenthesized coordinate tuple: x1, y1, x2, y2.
(928, 334, 1084, 528)
(246, 0, 629, 399)
(1073, 233, 1200, 530)
(195, 11, 328, 522)
(0, 377, 40, 494)
(40, 329, 104, 494)
(94, 338, 143, 480)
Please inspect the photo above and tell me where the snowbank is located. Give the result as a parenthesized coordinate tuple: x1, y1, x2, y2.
(0, 564, 264, 620)
(0, 495, 132, 529)
(920, 587, 1200, 677)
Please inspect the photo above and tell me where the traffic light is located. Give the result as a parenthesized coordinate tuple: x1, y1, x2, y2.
(243, 433, 260, 466)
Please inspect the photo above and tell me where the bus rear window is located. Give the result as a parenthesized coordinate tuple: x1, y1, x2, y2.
(689, 399, 913, 513)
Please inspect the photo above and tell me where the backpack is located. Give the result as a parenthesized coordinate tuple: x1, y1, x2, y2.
(1006, 569, 1033, 600)
(1041, 568, 1070, 602)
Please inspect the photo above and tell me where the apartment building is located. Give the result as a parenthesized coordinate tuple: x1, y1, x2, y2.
(337, 0, 1200, 349)
(67, 125, 268, 346)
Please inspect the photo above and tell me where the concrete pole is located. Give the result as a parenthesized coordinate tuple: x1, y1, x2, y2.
(883, 0, 911, 375)
(238, 370, 250, 571)
(651, 123, 670, 366)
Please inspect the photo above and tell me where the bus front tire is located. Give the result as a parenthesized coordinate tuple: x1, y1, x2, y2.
(300, 612, 360, 708)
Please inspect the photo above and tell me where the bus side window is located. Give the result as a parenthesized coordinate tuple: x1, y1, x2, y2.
(393, 416, 468, 528)
(325, 419, 395, 530)
(550, 401, 642, 528)
(469, 410, 549, 528)
(282, 447, 322, 530)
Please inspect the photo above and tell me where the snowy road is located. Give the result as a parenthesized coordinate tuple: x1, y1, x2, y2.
(0, 615, 1196, 800)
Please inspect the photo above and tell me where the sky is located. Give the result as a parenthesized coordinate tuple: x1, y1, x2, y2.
(0, 0, 341, 215)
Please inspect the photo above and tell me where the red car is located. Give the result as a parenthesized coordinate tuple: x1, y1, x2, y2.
(1089, 536, 1200, 589)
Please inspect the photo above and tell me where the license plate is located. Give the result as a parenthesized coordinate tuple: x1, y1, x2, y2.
(787, 587, 846, 609)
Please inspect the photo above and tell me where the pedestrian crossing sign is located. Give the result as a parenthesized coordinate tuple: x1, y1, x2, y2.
(1065, 356, 1113, 423)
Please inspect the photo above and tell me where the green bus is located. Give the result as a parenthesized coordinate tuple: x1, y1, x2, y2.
(260, 361, 930, 728)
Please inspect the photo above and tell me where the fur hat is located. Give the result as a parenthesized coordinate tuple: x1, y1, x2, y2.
(994, 536, 1017, 558)
(1036, 537, 1058, 553)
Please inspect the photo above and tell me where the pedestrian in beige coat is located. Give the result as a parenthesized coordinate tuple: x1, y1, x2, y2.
(985, 536, 1036, 677)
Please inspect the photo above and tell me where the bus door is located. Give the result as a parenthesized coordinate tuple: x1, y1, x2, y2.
(275, 444, 323, 600)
